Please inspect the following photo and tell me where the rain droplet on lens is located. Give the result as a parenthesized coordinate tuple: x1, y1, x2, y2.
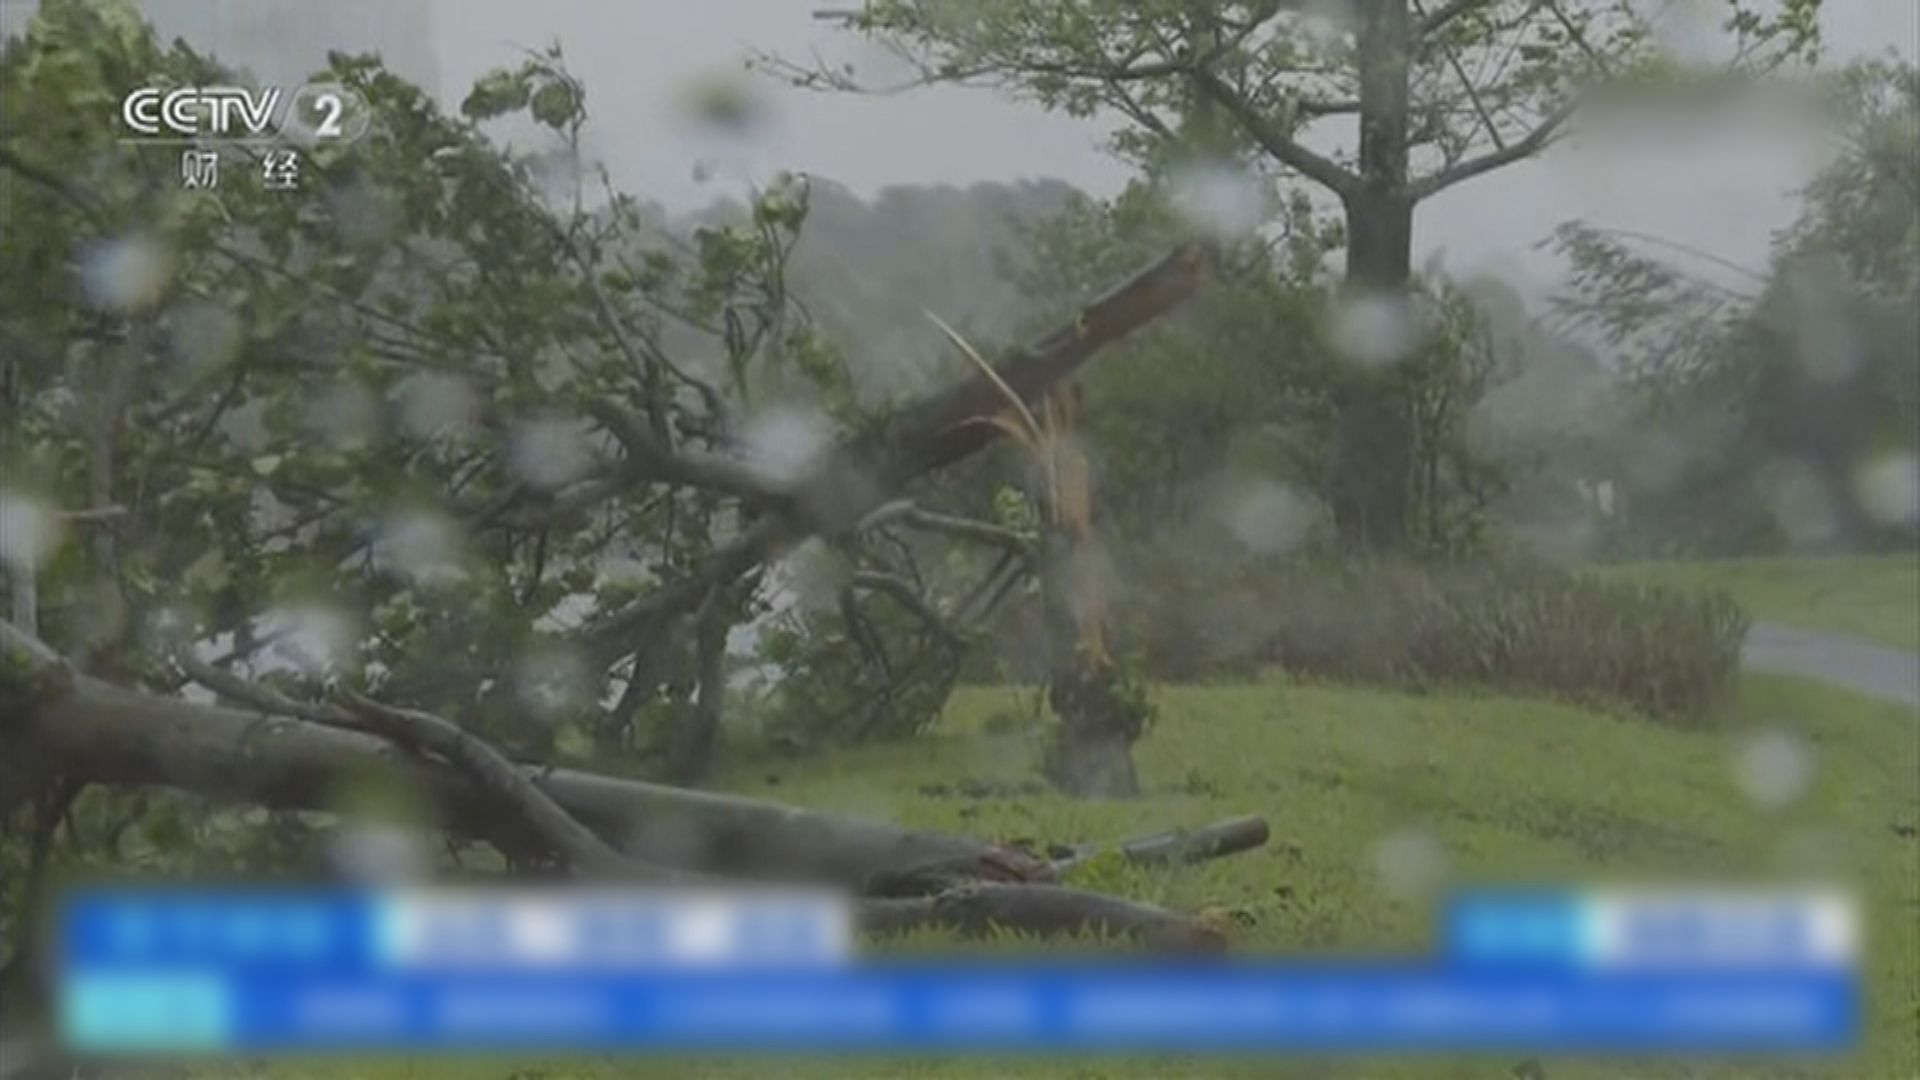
(77, 234, 172, 311)
(738, 406, 832, 489)
(1372, 828, 1446, 899)
(513, 644, 592, 724)
(1167, 160, 1269, 241)
(328, 823, 428, 884)
(1852, 450, 1919, 527)
(1734, 730, 1812, 809)
(1219, 480, 1315, 556)
(166, 301, 243, 376)
(679, 71, 770, 136)
(260, 605, 359, 678)
(395, 373, 478, 440)
(509, 417, 598, 491)
(0, 490, 63, 573)
(374, 509, 468, 587)
(1330, 291, 1422, 367)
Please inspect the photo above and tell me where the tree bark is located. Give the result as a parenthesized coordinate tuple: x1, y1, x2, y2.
(1326, 0, 1419, 552)
(666, 586, 732, 785)
(7, 672, 1047, 889)
(1037, 530, 1142, 799)
(1051, 815, 1270, 873)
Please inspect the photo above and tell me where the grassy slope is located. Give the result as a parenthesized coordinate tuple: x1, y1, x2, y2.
(254, 675, 1918, 1080)
(1605, 555, 1919, 651)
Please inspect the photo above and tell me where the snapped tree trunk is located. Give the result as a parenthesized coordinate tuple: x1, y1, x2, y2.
(1038, 529, 1141, 799)
(666, 586, 731, 785)
(1325, 0, 1418, 553)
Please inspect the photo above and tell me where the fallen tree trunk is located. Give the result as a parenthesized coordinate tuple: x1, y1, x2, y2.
(4, 623, 1250, 952)
(1055, 815, 1271, 873)
(8, 672, 1045, 889)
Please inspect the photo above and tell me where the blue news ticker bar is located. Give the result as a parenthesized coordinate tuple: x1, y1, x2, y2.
(62, 887, 854, 974)
(57, 886, 1861, 1054)
(62, 967, 1855, 1053)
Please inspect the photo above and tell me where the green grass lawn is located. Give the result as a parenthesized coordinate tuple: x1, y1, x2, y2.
(241, 674, 1918, 1080)
(1604, 555, 1919, 651)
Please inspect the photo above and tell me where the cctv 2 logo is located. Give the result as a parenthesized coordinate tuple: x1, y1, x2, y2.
(120, 84, 370, 144)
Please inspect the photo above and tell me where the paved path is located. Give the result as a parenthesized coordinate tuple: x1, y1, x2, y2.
(1742, 622, 1920, 708)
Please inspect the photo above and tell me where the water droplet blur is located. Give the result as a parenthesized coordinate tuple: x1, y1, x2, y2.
(308, 381, 380, 451)
(679, 70, 771, 137)
(328, 823, 428, 884)
(1651, 0, 1727, 66)
(395, 373, 478, 440)
(0, 491, 63, 573)
(166, 301, 243, 376)
(1167, 160, 1269, 241)
(1219, 480, 1315, 556)
(514, 644, 593, 724)
(510, 417, 598, 491)
(373, 510, 468, 587)
(1851, 450, 1919, 527)
(738, 406, 832, 488)
(261, 605, 359, 678)
(77, 234, 172, 311)
(145, 606, 194, 650)
(1371, 828, 1446, 899)
(1760, 457, 1839, 549)
(1330, 291, 1421, 367)
(1734, 730, 1812, 809)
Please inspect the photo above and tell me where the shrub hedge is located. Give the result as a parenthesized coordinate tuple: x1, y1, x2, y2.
(1096, 547, 1750, 722)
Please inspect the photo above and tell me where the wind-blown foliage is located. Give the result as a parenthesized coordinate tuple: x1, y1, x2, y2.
(1551, 59, 1920, 556)
(0, 0, 855, 777)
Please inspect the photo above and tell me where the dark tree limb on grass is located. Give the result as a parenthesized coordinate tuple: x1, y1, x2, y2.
(5, 618, 1259, 950)
(336, 691, 684, 883)
(8, 665, 1028, 887)
(1052, 815, 1271, 874)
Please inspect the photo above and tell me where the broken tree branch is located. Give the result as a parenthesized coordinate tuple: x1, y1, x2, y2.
(6, 619, 1268, 949)
(860, 500, 1035, 552)
(5, 628, 1047, 887)
(338, 691, 682, 882)
(1409, 97, 1578, 200)
(852, 570, 965, 649)
(1053, 815, 1271, 874)
(580, 246, 1204, 661)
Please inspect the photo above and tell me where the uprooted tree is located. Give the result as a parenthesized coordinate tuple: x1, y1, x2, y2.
(0, 0, 1263, 987)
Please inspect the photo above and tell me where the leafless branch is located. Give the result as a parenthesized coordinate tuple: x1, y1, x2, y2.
(852, 570, 964, 649)
(580, 398, 783, 502)
(860, 500, 1035, 551)
(1409, 98, 1576, 200)
(1189, 67, 1359, 197)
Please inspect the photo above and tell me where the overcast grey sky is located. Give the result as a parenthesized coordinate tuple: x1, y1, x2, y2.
(7, 0, 1917, 301)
